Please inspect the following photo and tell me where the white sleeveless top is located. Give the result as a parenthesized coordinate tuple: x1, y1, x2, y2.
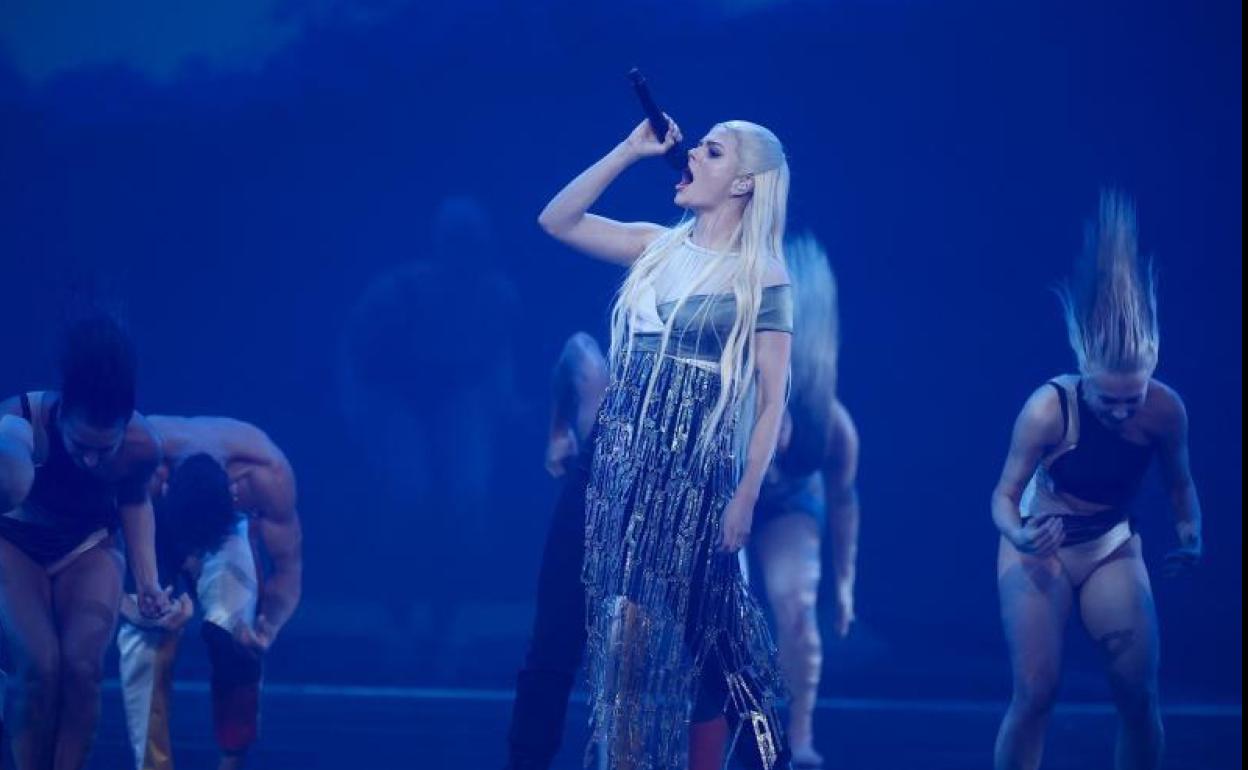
(630, 238, 741, 333)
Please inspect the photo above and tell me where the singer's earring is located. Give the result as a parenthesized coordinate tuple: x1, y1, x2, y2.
(732, 174, 754, 196)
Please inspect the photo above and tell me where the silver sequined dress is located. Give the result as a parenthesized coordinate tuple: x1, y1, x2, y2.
(583, 238, 794, 769)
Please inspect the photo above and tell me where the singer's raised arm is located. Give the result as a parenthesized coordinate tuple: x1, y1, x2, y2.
(537, 118, 682, 265)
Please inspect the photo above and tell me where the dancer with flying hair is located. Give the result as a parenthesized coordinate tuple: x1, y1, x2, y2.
(991, 193, 1204, 770)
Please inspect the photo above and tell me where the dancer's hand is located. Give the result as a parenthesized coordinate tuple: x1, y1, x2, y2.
(235, 614, 278, 657)
(718, 492, 755, 553)
(621, 116, 682, 161)
(545, 428, 579, 478)
(1163, 538, 1202, 577)
(832, 580, 855, 638)
(123, 591, 193, 632)
(137, 581, 174, 619)
(153, 593, 194, 631)
(1009, 515, 1063, 557)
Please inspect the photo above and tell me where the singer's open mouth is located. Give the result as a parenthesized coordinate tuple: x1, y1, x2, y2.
(679, 167, 694, 187)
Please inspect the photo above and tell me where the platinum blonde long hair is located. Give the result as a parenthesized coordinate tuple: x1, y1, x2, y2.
(608, 120, 789, 454)
(1058, 191, 1160, 375)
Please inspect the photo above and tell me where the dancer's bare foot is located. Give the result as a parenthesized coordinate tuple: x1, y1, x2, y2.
(790, 743, 824, 768)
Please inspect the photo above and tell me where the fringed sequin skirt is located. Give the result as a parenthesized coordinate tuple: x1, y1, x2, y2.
(583, 350, 785, 770)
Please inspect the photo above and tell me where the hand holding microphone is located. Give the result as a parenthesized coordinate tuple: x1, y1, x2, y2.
(622, 115, 683, 161)
(626, 68, 688, 171)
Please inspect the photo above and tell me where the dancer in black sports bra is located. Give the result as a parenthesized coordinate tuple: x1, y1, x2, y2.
(0, 314, 169, 770)
(990, 194, 1205, 770)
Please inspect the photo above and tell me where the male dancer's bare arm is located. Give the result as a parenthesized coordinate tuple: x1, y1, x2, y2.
(573, 346, 609, 440)
(242, 457, 302, 651)
(547, 384, 579, 479)
(547, 333, 609, 477)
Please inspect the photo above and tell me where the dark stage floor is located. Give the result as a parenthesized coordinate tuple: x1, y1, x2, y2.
(34, 683, 1238, 769)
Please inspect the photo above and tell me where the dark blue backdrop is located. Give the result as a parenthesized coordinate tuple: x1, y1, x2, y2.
(0, 0, 1239, 703)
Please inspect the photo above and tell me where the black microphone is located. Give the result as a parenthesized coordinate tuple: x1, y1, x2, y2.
(628, 68, 688, 172)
